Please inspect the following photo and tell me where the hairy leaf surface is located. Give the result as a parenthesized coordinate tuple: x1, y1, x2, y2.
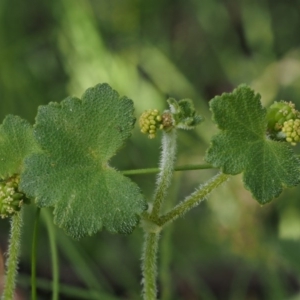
(0, 115, 39, 179)
(21, 84, 146, 239)
(205, 85, 300, 204)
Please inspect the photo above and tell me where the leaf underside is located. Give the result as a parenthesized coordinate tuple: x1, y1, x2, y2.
(205, 85, 300, 204)
(20, 83, 146, 239)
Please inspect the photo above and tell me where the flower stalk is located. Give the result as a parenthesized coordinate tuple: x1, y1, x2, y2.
(141, 128, 177, 300)
(150, 129, 177, 221)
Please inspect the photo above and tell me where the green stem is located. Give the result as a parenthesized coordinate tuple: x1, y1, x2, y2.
(142, 232, 160, 300)
(158, 172, 230, 227)
(31, 207, 41, 300)
(150, 129, 177, 220)
(160, 226, 173, 300)
(42, 209, 59, 300)
(159, 173, 180, 300)
(141, 129, 177, 299)
(1, 209, 24, 300)
(121, 163, 214, 175)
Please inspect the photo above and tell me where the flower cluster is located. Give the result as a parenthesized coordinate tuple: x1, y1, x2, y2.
(266, 100, 300, 146)
(281, 119, 300, 146)
(267, 101, 300, 132)
(139, 109, 163, 139)
(0, 175, 26, 218)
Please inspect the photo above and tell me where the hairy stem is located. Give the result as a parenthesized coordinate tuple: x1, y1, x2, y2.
(1, 209, 24, 300)
(150, 129, 177, 220)
(43, 209, 59, 300)
(159, 173, 180, 300)
(160, 226, 173, 300)
(141, 232, 160, 300)
(31, 207, 41, 300)
(141, 129, 177, 299)
(158, 172, 230, 227)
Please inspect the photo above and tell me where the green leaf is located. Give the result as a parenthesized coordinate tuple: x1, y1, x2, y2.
(0, 115, 40, 179)
(205, 85, 300, 204)
(20, 83, 146, 239)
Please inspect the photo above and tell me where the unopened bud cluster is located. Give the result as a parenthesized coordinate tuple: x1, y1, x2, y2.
(0, 175, 26, 218)
(139, 109, 163, 139)
(267, 101, 300, 132)
(281, 119, 300, 146)
(266, 100, 300, 146)
(139, 98, 202, 138)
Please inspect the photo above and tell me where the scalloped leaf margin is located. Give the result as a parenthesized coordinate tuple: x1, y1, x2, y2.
(205, 85, 300, 204)
(20, 83, 146, 239)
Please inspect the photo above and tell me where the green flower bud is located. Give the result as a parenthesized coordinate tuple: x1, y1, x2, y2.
(266, 101, 300, 133)
(281, 119, 300, 146)
(0, 175, 27, 219)
(161, 112, 174, 131)
(139, 109, 163, 139)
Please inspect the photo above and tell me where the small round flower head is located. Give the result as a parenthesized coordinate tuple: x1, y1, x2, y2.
(267, 101, 300, 133)
(0, 175, 27, 219)
(139, 109, 163, 139)
(281, 119, 300, 146)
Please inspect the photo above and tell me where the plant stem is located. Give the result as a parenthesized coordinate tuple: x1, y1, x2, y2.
(31, 207, 41, 300)
(1, 209, 24, 300)
(43, 209, 59, 300)
(121, 163, 214, 175)
(158, 172, 230, 227)
(159, 172, 180, 300)
(150, 129, 177, 220)
(160, 225, 173, 300)
(141, 232, 160, 300)
(141, 129, 177, 300)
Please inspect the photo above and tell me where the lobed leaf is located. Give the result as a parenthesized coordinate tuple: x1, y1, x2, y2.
(20, 83, 146, 239)
(205, 85, 300, 204)
(0, 115, 40, 179)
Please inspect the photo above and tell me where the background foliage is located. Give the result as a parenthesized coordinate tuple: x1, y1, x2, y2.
(1, 0, 300, 299)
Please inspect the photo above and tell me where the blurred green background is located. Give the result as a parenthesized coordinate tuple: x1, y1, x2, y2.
(1, 0, 300, 299)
